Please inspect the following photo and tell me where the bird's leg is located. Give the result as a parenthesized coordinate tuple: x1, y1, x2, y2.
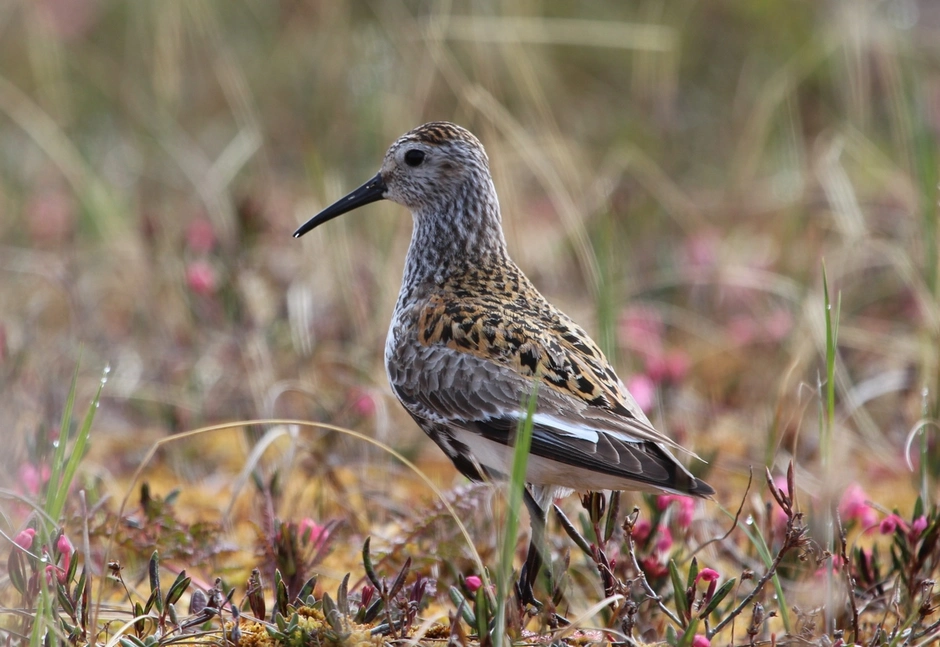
(517, 487, 548, 608)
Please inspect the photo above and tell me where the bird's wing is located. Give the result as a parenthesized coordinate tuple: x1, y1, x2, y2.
(387, 333, 712, 496)
(415, 290, 651, 423)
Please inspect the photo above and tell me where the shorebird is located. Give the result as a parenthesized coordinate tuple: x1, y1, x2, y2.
(294, 122, 713, 605)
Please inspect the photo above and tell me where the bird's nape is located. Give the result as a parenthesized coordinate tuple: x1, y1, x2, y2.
(293, 172, 387, 238)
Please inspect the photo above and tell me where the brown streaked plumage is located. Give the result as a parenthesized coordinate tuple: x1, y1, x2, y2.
(294, 121, 713, 605)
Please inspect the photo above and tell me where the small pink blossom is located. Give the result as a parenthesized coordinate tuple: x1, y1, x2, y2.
(57, 534, 74, 576)
(692, 634, 710, 647)
(880, 514, 905, 535)
(654, 526, 673, 553)
(646, 350, 691, 384)
(639, 554, 669, 579)
(13, 528, 36, 550)
(625, 374, 655, 413)
(18, 463, 51, 496)
(186, 218, 216, 254)
(57, 534, 73, 556)
(186, 261, 217, 295)
(465, 575, 482, 593)
(839, 483, 877, 530)
(657, 494, 696, 528)
(631, 518, 652, 544)
(910, 515, 928, 540)
(298, 518, 329, 547)
(619, 306, 665, 357)
(350, 389, 376, 417)
(765, 309, 793, 341)
(694, 568, 720, 585)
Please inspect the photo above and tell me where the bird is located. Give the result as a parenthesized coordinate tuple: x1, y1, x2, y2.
(294, 121, 714, 605)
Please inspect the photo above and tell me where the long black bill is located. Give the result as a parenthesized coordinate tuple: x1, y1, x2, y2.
(293, 172, 387, 238)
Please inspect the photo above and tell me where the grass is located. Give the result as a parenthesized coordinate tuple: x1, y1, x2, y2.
(2, 1, 940, 645)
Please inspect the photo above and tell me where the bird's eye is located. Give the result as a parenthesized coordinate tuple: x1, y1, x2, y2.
(404, 149, 426, 167)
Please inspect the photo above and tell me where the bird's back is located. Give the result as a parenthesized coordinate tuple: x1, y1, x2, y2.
(385, 254, 713, 497)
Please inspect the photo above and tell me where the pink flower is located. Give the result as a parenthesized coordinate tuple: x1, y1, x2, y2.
(880, 514, 905, 535)
(910, 516, 928, 540)
(13, 528, 36, 550)
(639, 555, 669, 579)
(465, 575, 482, 593)
(624, 374, 655, 413)
(57, 534, 74, 556)
(18, 463, 51, 496)
(186, 218, 216, 254)
(839, 484, 877, 530)
(186, 261, 217, 295)
(350, 389, 376, 417)
(654, 526, 673, 553)
(57, 534, 74, 576)
(631, 518, 652, 544)
(694, 568, 719, 585)
(45, 564, 59, 586)
(298, 518, 329, 547)
(646, 350, 691, 384)
(619, 306, 665, 357)
(692, 635, 710, 647)
(694, 567, 720, 605)
(657, 494, 696, 528)
(765, 309, 793, 341)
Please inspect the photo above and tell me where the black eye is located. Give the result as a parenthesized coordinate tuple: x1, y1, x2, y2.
(404, 149, 426, 167)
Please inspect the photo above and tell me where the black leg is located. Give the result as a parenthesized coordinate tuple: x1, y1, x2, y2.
(517, 487, 548, 607)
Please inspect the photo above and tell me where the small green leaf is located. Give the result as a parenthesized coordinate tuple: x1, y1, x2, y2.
(449, 586, 476, 627)
(388, 557, 411, 598)
(676, 617, 700, 647)
(669, 560, 689, 621)
(165, 571, 191, 607)
(362, 537, 382, 591)
(686, 556, 699, 589)
(699, 578, 736, 618)
(8, 551, 27, 596)
(148, 552, 162, 614)
(296, 575, 317, 605)
(336, 573, 350, 616)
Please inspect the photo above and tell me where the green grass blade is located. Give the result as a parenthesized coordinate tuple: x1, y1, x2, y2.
(493, 381, 538, 646)
(47, 363, 106, 523)
(45, 350, 82, 523)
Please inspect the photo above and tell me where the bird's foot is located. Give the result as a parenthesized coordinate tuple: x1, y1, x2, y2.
(515, 569, 543, 611)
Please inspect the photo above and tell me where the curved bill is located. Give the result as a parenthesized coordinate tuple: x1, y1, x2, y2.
(293, 172, 387, 238)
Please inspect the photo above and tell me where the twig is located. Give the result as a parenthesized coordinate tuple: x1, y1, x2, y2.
(708, 508, 806, 637)
(693, 467, 753, 557)
(622, 512, 683, 629)
(836, 513, 860, 644)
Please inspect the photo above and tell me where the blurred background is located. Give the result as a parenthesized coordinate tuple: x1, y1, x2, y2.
(2, 0, 939, 579)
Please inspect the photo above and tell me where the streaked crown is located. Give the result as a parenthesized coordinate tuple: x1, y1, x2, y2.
(381, 122, 492, 213)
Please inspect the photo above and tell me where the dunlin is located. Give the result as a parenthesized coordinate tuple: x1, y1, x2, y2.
(294, 122, 713, 604)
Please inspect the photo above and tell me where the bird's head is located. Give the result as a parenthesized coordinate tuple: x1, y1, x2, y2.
(294, 122, 497, 239)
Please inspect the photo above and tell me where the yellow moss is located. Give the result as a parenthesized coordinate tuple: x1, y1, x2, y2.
(232, 606, 388, 647)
